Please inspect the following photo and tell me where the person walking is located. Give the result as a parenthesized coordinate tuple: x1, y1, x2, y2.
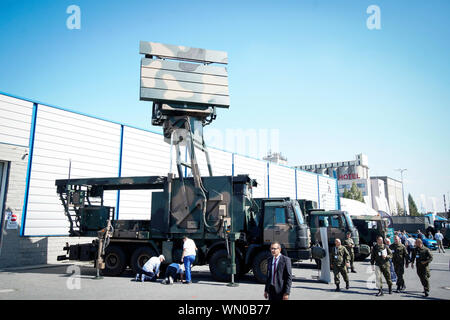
(181, 236, 197, 284)
(399, 231, 407, 245)
(411, 238, 433, 297)
(330, 239, 350, 292)
(264, 242, 292, 300)
(343, 232, 356, 273)
(417, 230, 425, 240)
(389, 235, 410, 292)
(370, 236, 393, 296)
(135, 255, 165, 282)
(405, 234, 416, 261)
(385, 238, 397, 284)
(434, 230, 446, 253)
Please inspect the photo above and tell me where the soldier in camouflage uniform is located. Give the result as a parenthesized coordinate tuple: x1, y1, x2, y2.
(370, 236, 393, 296)
(411, 238, 433, 297)
(389, 235, 410, 292)
(330, 239, 350, 292)
(343, 232, 356, 273)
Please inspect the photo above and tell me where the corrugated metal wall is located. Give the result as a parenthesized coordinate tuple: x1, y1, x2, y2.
(0, 92, 339, 237)
(25, 105, 122, 236)
(0, 95, 33, 147)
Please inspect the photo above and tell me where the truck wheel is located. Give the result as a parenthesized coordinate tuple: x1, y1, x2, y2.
(252, 250, 271, 284)
(130, 246, 157, 275)
(239, 263, 251, 276)
(209, 249, 241, 282)
(355, 253, 369, 261)
(102, 245, 127, 276)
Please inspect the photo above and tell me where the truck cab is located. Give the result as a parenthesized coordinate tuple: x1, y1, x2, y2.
(308, 210, 370, 260)
(253, 198, 311, 260)
(248, 198, 312, 283)
(352, 215, 394, 248)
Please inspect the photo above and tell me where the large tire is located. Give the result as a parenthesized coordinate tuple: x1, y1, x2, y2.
(239, 263, 251, 276)
(209, 249, 241, 282)
(130, 246, 158, 275)
(354, 253, 370, 261)
(102, 245, 127, 276)
(252, 250, 272, 284)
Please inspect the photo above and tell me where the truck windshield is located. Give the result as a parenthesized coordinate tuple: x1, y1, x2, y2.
(293, 201, 305, 225)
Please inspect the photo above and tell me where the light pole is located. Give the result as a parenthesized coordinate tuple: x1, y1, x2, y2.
(396, 168, 407, 216)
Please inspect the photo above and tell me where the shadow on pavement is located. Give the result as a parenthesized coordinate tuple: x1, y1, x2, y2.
(292, 284, 377, 297)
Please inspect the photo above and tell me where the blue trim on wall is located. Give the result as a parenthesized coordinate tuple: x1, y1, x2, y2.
(20, 103, 38, 236)
(267, 162, 270, 198)
(232, 153, 235, 176)
(115, 125, 124, 220)
(333, 170, 341, 210)
(317, 175, 321, 209)
(295, 169, 298, 200)
(0, 90, 163, 136)
(0, 141, 29, 149)
(0, 90, 345, 236)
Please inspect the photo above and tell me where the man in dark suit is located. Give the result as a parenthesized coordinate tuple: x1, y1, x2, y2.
(264, 242, 292, 300)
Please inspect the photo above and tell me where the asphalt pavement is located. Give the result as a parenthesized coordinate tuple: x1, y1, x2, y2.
(0, 251, 449, 300)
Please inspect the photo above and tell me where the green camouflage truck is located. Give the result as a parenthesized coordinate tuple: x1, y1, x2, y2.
(56, 177, 315, 283)
(56, 41, 321, 284)
(307, 210, 371, 261)
(351, 215, 394, 247)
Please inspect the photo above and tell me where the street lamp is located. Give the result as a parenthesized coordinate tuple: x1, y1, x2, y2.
(396, 168, 407, 216)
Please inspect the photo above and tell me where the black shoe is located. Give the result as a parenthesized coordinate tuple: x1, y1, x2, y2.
(351, 269, 357, 273)
(388, 286, 392, 294)
(335, 285, 341, 292)
(424, 291, 429, 297)
(346, 282, 349, 290)
(376, 289, 384, 296)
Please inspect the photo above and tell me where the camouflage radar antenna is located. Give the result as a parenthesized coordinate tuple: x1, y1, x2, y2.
(139, 41, 229, 227)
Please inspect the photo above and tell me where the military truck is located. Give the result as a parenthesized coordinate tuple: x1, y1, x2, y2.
(307, 210, 371, 261)
(351, 215, 394, 248)
(429, 219, 450, 248)
(56, 177, 314, 283)
(56, 41, 323, 284)
(248, 197, 312, 283)
(391, 216, 433, 234)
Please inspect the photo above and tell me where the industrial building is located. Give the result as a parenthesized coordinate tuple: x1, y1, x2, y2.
(370, 176, 406, 215)
(296, 154, 406, 216)
(0, 92, 339, 268)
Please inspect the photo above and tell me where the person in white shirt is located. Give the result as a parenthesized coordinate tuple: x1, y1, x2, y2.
(181, 236, 197, 284)
(434, 230, 446, 253)
(405, 235, 416, 260)
(135, 255, 165, 282)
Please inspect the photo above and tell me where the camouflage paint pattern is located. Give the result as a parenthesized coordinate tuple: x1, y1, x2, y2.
(140, 41, 229, 107)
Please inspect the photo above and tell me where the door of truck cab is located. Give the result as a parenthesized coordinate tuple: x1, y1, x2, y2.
(328, 214, 347, 243)
(263, 203, 296, 249)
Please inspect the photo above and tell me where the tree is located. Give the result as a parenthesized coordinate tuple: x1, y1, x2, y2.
(408, 194, 420, 216)
(396, 202, 405, 216)
(342, 182, 365, 203)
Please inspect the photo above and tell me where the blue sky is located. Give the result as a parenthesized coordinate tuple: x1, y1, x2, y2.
(1, 0, 449, 212)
